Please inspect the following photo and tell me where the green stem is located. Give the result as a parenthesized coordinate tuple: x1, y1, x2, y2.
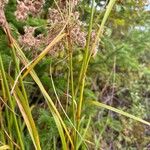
(67, 30, 76, 122)
(76, 0, 95, 126)
(75, 0, 95, 98)
(75, 0, 95, 148)
(11, 45, 28, 104)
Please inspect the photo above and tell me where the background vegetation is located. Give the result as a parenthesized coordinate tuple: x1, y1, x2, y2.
(0, 0, 150, 149)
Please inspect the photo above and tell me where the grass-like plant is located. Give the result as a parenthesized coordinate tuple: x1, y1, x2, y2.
(0, 0, 150, 149)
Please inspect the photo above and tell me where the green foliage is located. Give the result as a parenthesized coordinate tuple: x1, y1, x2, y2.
(37, 108, 59, 150)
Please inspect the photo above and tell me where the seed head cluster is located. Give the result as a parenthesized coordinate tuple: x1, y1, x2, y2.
(15, 0, 45, 21)
(47, 6, 87, 48)
(14, 0, 99, 56)
(18, 26, 42, 50)
(0, 0, 8, 8)
(59, 0, 79, 8)
(0, 0, 8, 27)
(0, 8, 6, 27)
(48, 8, 63, 24)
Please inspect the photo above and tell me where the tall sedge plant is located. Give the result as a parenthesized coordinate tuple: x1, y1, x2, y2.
(75, 0, 150, 147)
(75, 0, 117, 146)
(0, 0, 150, 149)
(2, 22, 74, 150)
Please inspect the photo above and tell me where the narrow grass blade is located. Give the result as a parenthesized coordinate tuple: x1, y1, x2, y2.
(7, 74, 41, 150)
(88, 100, 150, 126)
(77, 117, 91, 149)
(90, 0, 117, 55)
(0, 56, 25, 150)
(52, 112, 67, 150)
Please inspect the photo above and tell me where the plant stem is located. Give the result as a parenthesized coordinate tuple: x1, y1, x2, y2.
(77, 0, 95, 119)
(75, 0, 95, 148)
(67, 28, 76, 123)
(11, 45, 28, 104)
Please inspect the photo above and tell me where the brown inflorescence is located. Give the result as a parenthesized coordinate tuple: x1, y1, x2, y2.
(70, 25, 86, 47)
(18, 26, 42, 50)
(15, 1, 29, 21)
(0, 0, 8, 27)
(15, 0, 45, 21)
(91, 31, 99, 56)
(0, 0, 8, 8)
(47, 6, 86, 48)
(0, 9, 6, 27)
(18, 26, 64, 55)
(48, 8, 63, 24)
(15, 0, 99, 56)
(59, 0, 79, 9)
